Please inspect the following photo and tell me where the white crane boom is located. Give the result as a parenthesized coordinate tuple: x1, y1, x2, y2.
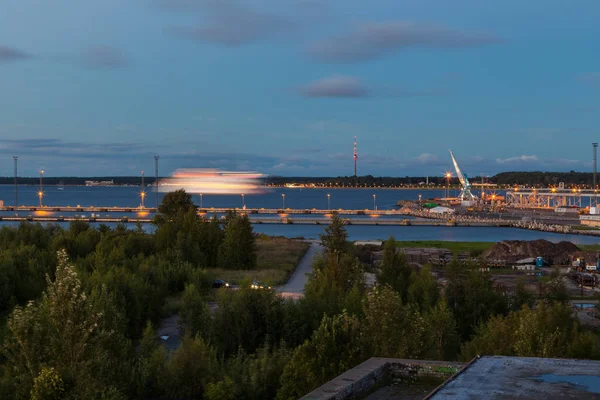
(449, 149, 476, 202)
(449, 149, 466, 187)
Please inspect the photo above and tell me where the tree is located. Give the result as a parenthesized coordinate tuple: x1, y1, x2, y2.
(377, 237, 412, 301)
(408, 265, 439, 311)
(164, 335, 219, 399)
(424, 300, 460, 360)
(154, 189, 197, 225)
(2, 250, 131, 399)
(461, 302, 600, 360)
(362, 286, 428, 359)
(211, 287, 286, 356)
(444, 261, 508, 341)
(179, 283, 211, 338)
(277, 311, 364, 400)
(217, 214, 256, 270)
(301, 253, 365, 332)
(319, 215, 348, 255)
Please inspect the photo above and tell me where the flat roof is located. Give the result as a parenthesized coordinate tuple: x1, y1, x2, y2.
(429, 356, 600, 399)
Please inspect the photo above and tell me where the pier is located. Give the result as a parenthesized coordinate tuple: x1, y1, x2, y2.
(0, 206, 405, 216)
(0, 214, 514, 227)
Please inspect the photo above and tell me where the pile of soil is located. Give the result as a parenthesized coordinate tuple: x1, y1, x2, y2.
(482, 239, 579, 264)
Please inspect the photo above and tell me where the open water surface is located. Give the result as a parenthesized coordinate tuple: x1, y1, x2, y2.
(0, 185, 597, 244)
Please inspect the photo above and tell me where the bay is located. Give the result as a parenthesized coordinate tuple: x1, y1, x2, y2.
(0, 185, 596, 244)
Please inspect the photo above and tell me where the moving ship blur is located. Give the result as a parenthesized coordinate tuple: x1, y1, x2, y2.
(157, 169, 266, 195)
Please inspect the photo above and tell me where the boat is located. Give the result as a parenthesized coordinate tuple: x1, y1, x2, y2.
(58, 180, 65, 190)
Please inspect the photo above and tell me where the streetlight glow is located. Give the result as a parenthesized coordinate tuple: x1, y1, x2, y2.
(282, 193, 285, 209)
(38, 169, 44, 207)
(327, 193, 331, 210)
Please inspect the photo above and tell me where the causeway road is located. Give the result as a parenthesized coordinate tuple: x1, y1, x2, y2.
(277, 242, 323, 299)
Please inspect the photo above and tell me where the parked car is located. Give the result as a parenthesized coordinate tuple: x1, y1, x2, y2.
(251, 281, 271, 290)
(212, 279, 230, 289)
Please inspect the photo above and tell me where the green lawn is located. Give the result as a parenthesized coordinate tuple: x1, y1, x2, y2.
(209, 237, 310, 286)
(578, 244, 600, 252)
(394, 240, 495, 256)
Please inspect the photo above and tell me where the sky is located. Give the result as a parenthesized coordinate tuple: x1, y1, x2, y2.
(0, 0, 599, 177)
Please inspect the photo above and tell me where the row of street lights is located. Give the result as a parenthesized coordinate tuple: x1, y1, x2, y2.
(194, 192, 377, 211)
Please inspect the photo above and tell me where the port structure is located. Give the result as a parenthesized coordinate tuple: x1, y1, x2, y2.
(449, 149, 476, 202)
(505, 188, 592, 209)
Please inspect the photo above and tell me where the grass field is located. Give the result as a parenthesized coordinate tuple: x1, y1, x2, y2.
(579, 244, 600, 252)
(394, 240, 495, 256)
(209, 237, 310, 286)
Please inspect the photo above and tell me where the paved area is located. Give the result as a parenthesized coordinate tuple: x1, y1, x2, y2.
(277, 242, 323, 297)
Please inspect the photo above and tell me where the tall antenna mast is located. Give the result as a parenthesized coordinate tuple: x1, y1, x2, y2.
(593, 143, 598, 206)
(353, 136, 358, 178)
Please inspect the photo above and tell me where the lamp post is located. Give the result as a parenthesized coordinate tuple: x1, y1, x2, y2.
(373, 194, 376, 211)
(327, 193, 330, 210)
(282, 193, 285, 209)
(199, 194, 203, 209)
(445, 172, 451, 199)
(241, 193, 245, 209)
(38, 170, 44, 207)
(140, 170, 145, 208)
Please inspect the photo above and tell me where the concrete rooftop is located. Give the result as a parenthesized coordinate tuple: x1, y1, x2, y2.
(429, 356, 600, 399)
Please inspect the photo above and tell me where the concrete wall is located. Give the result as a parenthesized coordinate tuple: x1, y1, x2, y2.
(300, 358, 465, 400)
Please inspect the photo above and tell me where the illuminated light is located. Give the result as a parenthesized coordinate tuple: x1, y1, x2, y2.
(279, 213, 289, 218)
(137, 211, 149, 217)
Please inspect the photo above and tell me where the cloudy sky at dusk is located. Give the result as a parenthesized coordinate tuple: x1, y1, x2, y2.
(1, 0, 599, 177)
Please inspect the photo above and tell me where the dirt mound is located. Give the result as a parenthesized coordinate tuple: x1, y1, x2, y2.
(482, 239, 579, 264)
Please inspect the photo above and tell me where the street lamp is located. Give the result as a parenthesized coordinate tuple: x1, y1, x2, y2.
(282, 193, 285, 209)
(241, 193, 245, 209)
(140, 170, 145, 208)
(445, 172, 452, 199)
(199, 194, 203, 209)
(373, 194, 376, 211)
(327, 193, 331, 210)
(38, 170, 44, 207)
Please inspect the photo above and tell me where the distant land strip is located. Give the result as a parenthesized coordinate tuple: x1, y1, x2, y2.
(0, 171, 595, 187)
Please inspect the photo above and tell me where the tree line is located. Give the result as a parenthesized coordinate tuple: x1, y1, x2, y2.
(0, 192, 599, 399)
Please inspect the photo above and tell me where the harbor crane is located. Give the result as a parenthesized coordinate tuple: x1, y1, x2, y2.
(449, 149, 476, 202)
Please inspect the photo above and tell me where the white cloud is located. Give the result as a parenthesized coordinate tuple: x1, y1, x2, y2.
(496, 155, 538, 164)
(415, 153, 439, 163)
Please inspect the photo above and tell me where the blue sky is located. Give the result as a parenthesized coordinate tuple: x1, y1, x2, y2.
(1, 0, 599, 177)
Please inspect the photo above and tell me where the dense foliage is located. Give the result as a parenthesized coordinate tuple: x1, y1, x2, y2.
(0, 191, 599, 399)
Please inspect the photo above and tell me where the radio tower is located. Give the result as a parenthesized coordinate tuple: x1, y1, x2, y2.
(353, 136, 358, 178)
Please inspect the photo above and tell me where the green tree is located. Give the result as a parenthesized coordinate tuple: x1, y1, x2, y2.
(205, 377, 239, 400)
(277, 311, 365, 400)
(301, 253, 365, 333)
(217, 214, 256, 270)
(407, 265, 439, 310)
(444, 261, 508, 341)
(137, 322, 168, 399)
(223, 344, 291, 400)
(424, 300, 460, 360)
(179, 283, 211, 338)
(164, 335, 219, 399)
(461, 302, 600, 360)
(377, 237, 413, 302)
(211, 286, 286, 356)
(30, 367, 64, 400)
(362, 286, 428, 359)
(155, 189, 197, 224)
(3, 250, 131, 399)
(319, 215, 348, 255)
